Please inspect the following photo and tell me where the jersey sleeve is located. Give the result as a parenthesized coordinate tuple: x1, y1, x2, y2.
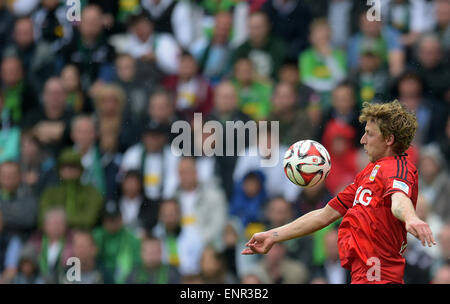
(381, 157, 414, 199)
(328, 181, 358, 216)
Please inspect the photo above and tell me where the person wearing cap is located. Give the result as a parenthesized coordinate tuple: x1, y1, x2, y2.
(120, 119, 179, 204)
(39, 148, 103, 230)
(92, 200, 141, 284)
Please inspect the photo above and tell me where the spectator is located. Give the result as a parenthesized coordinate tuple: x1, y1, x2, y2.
(153, 199, 205, 276)
(267, 81, 316, 146)
(0, 92, 21, 163)
(293, 182, 333, 218)
(11, 244, 42, 284)
(432, 0, 450, 51)
(94, 84, 140, 154)
(221, 219, 245, 278)
(431, 263, 450, 284)
(61, 5, 116, 90)
(60, 230, 104, 284)
(206, 81, 251, 199)
(190, 11, 234, 85)
(232, 57, 272, 121)
(0, 56, 39, 126)
(413, 34, 450, 102)
(60, 64, 94, 114)
(120, 120, 179, 202)
(200, 245, 237, 284)
(261, 0, 312, 58)
(299, 18, 347, 109)
(3, 17, 54, 94)
(310, 228, 351, 284)
(0, 161, 37, 239)
(23, 77, 73, 157)
(163, 51, 214, 123)
(126, 235, 181, 284)
(0, 210, 22, 284)
(119, 170, 159, 237)
(141, 0, 195, 49)
(115, 54, 159, 123)
(328, 0, 353, 49)
(32, 0, 74, 53)
(93, 200, 141, 284)
(121, 12, 180, 75)
(175, 157, 227, 249)
(27, 208, 73, 283)
(348, 9, 405, 77)
(431, 224, 450, 277)
(39, 148, 104, 230)
(255, 242, 309, 284)
(230, 170, 267, 230)
(436, 114, 450, 167)
(19, 131, 58, 197)
(232, 11, 287, 80)
(418, 144, 450, 223)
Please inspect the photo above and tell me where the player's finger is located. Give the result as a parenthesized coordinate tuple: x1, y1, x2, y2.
(424, 227, 436, 247)
(245, 236, 256, 247)
(241, 248, 254, 255)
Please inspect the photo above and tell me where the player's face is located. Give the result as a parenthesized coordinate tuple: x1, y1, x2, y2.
(360, 120, 389, 162)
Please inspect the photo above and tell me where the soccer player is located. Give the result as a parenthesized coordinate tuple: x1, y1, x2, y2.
(242, 100, 436, 284)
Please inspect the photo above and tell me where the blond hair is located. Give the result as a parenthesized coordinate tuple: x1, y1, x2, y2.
(359, 100, 418, 155)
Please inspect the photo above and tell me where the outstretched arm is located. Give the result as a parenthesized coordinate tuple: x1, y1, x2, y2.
(242, 205, 342, 255)
(391, 192, 436, 247)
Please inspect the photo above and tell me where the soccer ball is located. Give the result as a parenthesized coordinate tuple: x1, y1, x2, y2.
(283, 140, 331, 188)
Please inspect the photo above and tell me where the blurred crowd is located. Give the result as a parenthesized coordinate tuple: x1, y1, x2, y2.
(0, 0, 449, 284)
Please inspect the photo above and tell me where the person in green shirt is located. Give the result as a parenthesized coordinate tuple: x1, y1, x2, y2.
(299, 18, 347, 110)
(39, 148, 103, 230)
(232, 57, 272, 121)
(93, 200, 141, 284)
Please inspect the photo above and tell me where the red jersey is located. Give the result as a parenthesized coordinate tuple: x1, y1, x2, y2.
(328, 154, 418, 283)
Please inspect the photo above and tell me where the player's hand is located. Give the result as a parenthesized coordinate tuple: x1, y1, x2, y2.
(405, 216, 436, 247)
(241, 231, 275, 255)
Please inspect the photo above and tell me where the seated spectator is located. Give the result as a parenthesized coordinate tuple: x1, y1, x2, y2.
(232, 57, 272, 121)
(2, 17, 54, 94)
(0, 56, 38, 126)
(190, 11, 234, 85)
(230, 170, 267, 230)
(261, 0, 312, 58)
(119, 170, 159, 237)
(141, 0, 195, 49)
(27, 208, 74, 283)
(23, 77, 73, 157)
(310, 228, 351, 284)
(0, 211, 22, 284)
(60, 5, 116, 90)
(413, 34, 450, 102)
(267, 81, 316, 146)
(239, 266, 271, 284)
(19, 131, 58, 197)
(221, 219, 245, 278)
(418, 144, 450, 223)
(349, 46, 390, 105)
(120, 120, 179, 202)
(199, 245, 237, 284)
(232, 11, 287, 80)
(299, 18, 347, 109)
(93, 200, 141, 284)
(293, 182, 333, 218)
(120, 12, 180, 76)
(163, 51, 214, 123)
(233, 127, 301, 203)
(94, 84, 140, 153)
(60, 230, 104, 284)
(32, 0, 74, 53)
(321, 119, 359, 195)
(0, 161, 37, 239)
(348, 9, 405, 77)
(115, 54, 159, 123)
(153, 199, 204, 276)
(126, 235, 181, 284)
(0, 92, 21, 163)
(11, 244, 43, 284)
(254, 242, 309, 284)
(39, 148, 103, 230)
(175, 157, 227, 249)
(60, 64, 94, 114)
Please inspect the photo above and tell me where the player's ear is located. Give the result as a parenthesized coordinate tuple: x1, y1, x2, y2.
(385, 134, 395, 147)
